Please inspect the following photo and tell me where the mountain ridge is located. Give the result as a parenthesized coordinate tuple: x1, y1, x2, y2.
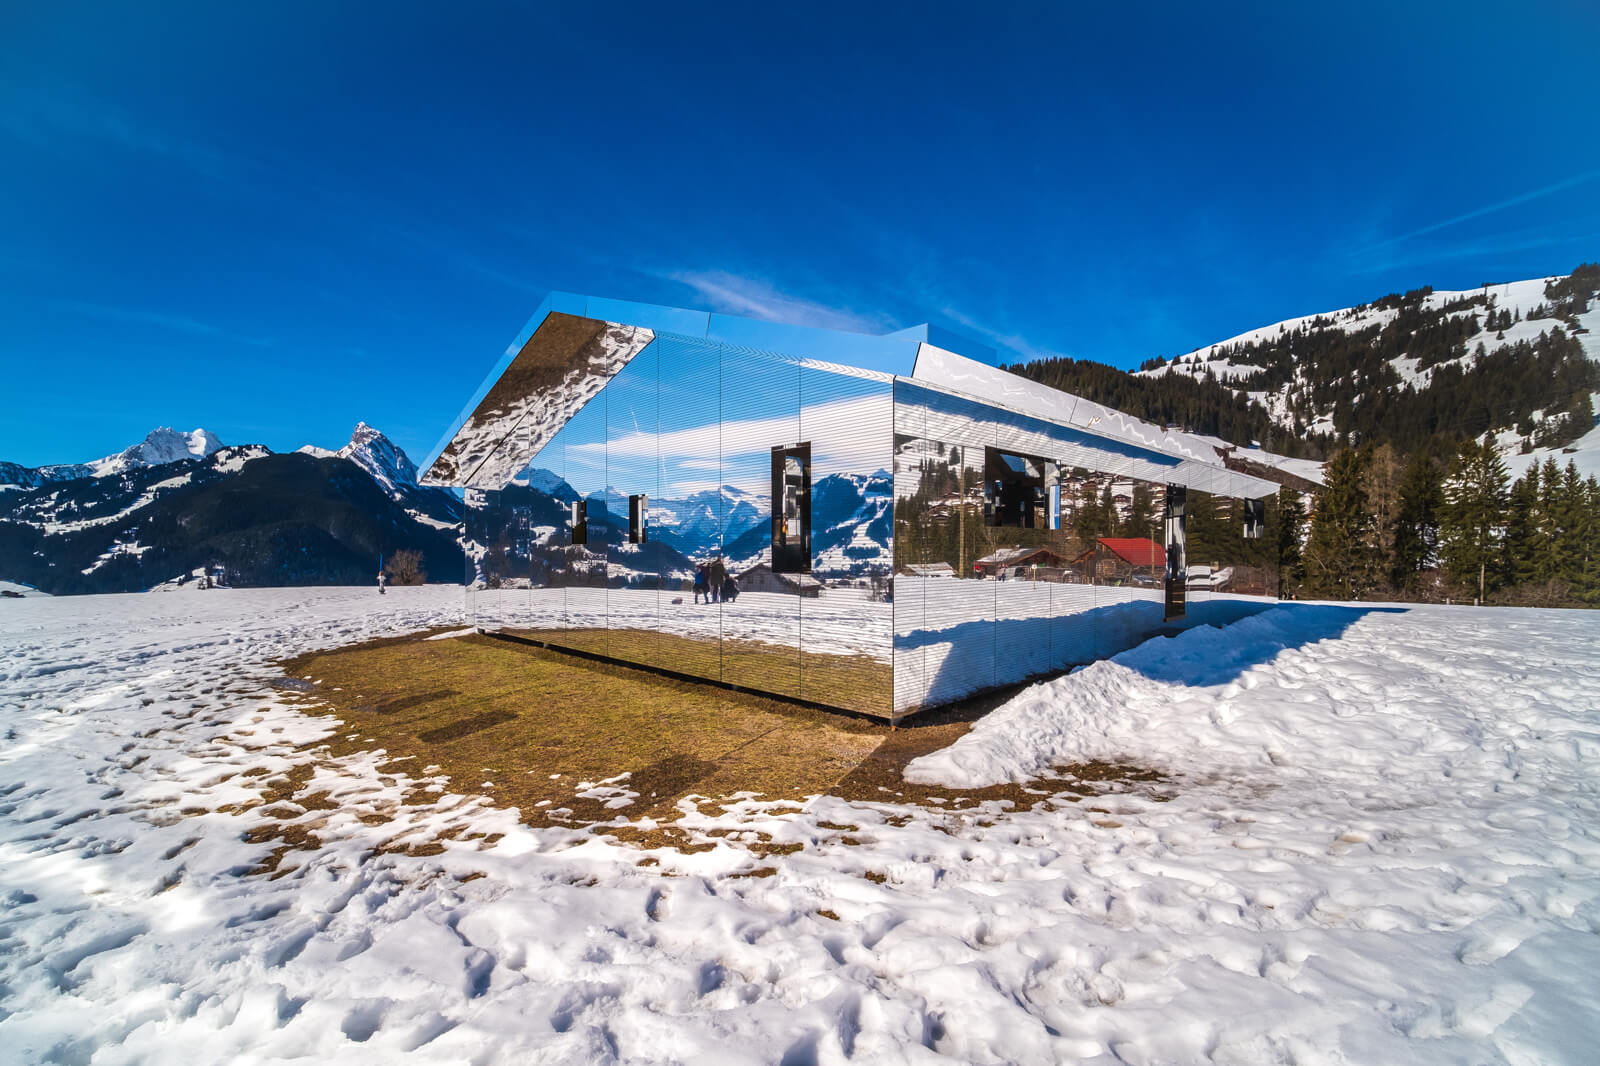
(0, 423, 463, 594)
(1136, 265, 1600, 473)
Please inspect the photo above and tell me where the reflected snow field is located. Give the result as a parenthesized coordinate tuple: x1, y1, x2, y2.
(2, 587, 1598, 1064)
(468, 586, 891, 662)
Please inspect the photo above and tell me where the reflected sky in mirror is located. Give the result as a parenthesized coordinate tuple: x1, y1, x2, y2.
(522, 333, 893, 500)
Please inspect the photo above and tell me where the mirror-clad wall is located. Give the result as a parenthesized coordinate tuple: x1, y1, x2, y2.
(890, 380, 1275, 716)
(463, 331, 895, 716)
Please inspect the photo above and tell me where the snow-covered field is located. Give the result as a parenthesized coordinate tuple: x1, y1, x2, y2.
(3, 587, 1599, 1064)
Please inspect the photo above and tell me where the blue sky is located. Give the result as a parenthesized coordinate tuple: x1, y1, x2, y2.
(2, 1, 1597, 468)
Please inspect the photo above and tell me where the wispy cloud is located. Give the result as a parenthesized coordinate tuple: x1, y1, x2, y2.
(1, 85, 238, 179)
(938, 305, 1069, 365)
(662, 270, 894, 334)
(56, 300, 271, 347)
(567, 393, 889, 497)
(1347, 226, 1600, 276)
(1351, 171, 1600, 259)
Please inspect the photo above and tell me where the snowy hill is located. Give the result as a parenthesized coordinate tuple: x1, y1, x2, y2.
(1140, 264, 1600, 473)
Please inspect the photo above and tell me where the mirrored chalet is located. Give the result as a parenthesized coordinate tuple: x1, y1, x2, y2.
(423, 293, 1281, 721)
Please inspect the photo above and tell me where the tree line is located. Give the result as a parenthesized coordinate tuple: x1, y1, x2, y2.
(1291, 440, 1600, 608)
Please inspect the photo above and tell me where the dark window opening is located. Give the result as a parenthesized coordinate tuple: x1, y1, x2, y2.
(771, 443, 811, 573)
(628, 493, 648, 544)
(1164, 484, 1187, 621)
(984, 448, 1047, 528)
(570, 499, 588, 545)
(1242, 496, 1265, 539)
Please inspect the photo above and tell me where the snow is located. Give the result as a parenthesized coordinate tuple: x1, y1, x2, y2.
(82, 427, 225, 478)
(4, 588, 1600, 1063)
(1143, 274, 1597, 456)
(340, 422, 419, 500)
(406, 509, 458, 531)
(423, 627, 479, 641)
(1501, 397, 1600, 481)
(207, 445, 271, 474)
(80, 538, 153, 575)
(1189, 433, 1327, 487)
(469, 586, 890, 662)
(0, 579, 49, 596)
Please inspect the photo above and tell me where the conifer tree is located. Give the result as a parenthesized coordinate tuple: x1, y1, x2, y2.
(1576, 476, 1600, 604)
(1502, 468, 1539, 587)
(1303, 448, 1376, 599)
(1127, 481, 1156, 537)
(1533, 457, 1565, 584)
(1277, 485, 1305, 596)
(1438, 435, 1509, 603)
(1556, 462, 1588, 590)
(1099, 483, 1120, 537)
(1365, 443, 1404, 593)
(1074, 481, 1103, 543)
(1392, 451, 1442, 591)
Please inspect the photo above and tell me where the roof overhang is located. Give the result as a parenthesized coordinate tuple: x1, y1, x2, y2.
(421, 312, 654, 488)
(908, 344, 1280, 499)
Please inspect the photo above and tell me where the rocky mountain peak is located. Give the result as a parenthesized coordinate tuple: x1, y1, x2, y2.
(336, 423, 418, 499)
(89, 427, 224, 477)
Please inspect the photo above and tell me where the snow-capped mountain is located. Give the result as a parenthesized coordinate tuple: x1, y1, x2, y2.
(647, 485, 767, 557)
(296, 423, 461, 531)
(0, 424, 462, 594)
(519, 468, 579, 503)
(103, 426, 225, 473)
(463, 470, 892, 588)
(335, 421, 419, 498)
(0, 427, 226, 490)
(1138, 265, 1600, 477)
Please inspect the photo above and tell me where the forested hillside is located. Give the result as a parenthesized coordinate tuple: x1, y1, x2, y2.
(1002, 356, 1313, 456)
(1008, 264, 1599, 463)
(1006, 264, 1600, 608)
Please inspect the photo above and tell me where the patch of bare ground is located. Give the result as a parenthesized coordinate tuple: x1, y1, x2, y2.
(227, 629, 1170, 866)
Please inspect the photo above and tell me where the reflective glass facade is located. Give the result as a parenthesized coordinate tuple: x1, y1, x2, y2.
(429, 299, 1280, 721)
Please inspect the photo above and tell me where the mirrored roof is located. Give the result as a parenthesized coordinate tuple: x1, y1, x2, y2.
(422, 291, 1279, 498)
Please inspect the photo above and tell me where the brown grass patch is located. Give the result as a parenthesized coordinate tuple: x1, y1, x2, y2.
(503, 627, 893, 717)
(279, 633, 884, 830)
(256, 629, 1169, 859)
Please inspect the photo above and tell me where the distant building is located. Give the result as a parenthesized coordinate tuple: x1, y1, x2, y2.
(1073, 537, 1166, 585)
(738, 563, 822, 597)
(972, 546, 1068, 578)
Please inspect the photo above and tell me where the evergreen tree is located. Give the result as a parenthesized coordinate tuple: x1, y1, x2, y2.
(1127, 481, 1156, 538)
(1392, 451, 1442, 591)
(1277, 485, 1305, 596)
(1303, 448, 1376, 599)
(1438, 435, 1509, 603)
(1576, 476, 1600, 604)
(1502, 468, 1539, 587)
(1365, 443, 1404, 594)
(1556, 462, 1589, 591)
(1074, 480, 1103, 543)
(1100, 483, 1120, 537)
(1532, 457, 1566, 584)
(1186, 489, 1225, 569)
